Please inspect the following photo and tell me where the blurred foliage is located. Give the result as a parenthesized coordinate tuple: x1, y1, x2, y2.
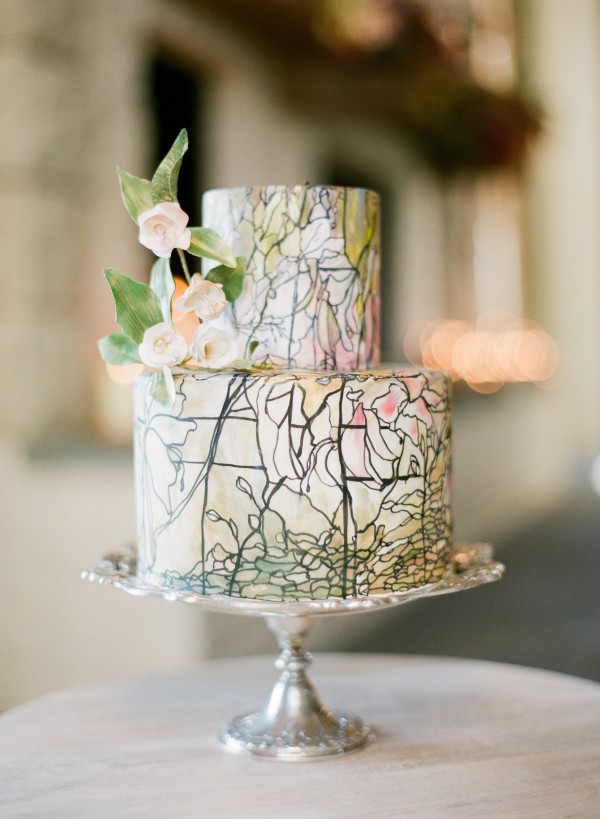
(310, 0, 541, 174)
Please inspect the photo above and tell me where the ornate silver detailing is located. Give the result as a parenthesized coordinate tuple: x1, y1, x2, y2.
(83, 542, 503, 759)
(220, 617, 373, 759)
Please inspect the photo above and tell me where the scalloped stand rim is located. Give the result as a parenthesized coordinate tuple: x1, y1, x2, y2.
(81, 543, 504, 616)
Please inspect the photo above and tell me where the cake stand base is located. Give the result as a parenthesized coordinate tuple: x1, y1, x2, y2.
(220, 616, 372, 759)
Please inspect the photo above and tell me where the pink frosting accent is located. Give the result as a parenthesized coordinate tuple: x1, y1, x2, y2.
(375, 385, 403, 421)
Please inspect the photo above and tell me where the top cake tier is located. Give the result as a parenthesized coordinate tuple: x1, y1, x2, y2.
(201, 185, 381, 371)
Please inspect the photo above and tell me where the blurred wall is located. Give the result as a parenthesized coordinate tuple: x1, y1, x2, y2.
(1, 0, 599, 708)
(522, 0, 600, 481)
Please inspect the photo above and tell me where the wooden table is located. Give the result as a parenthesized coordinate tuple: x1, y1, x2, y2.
(1, 654, 599, 817)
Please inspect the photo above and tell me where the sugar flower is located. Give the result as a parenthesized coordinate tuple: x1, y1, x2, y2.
(139, 322, 188, 368)
(174, 273, 229, 321)
(192, 325, 237, 369)
(138, 202, 192, 258)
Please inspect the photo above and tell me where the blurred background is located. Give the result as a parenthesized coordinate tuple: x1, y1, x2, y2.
(1, 0, 599, 711)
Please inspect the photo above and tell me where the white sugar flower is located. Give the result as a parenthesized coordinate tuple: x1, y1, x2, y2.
(174, 273, 228, 321)
(138, 202, 191, 257)
(192, 325, 237, 369)
(139, 322, 188, 368)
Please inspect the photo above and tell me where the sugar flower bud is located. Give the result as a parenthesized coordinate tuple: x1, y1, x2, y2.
(138, 202, 191, 258)
(174, 273, 229, 321)
(139, 322, 188, 368)
(192, 325, 237, 369)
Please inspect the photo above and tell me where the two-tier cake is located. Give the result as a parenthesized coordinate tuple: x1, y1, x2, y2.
(134, 185, 452, 601)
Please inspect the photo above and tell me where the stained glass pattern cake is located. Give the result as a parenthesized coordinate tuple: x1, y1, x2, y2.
(201, 186, 380, 370)
(135, 366, 451, 600)
(132, 184, 452, 601)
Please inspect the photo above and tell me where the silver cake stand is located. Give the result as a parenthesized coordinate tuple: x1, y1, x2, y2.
(83, 543, 503, 760)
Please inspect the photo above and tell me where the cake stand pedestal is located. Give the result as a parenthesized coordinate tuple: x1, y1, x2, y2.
(83, 543, 503, 760)
(220, 615, 372, 758)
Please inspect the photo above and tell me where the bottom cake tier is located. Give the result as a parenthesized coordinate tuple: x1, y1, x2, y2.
(134, 367, 452, 601)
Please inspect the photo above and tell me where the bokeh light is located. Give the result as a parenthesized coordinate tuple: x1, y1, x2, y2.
(406, 313, 560, 392)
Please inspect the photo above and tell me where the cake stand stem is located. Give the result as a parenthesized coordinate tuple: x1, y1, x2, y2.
(219, 615, 373, 759)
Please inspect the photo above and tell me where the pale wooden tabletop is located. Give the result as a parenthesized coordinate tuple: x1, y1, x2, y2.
(1, 654, 599, 818)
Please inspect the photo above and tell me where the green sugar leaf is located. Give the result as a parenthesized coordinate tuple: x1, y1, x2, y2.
(188, 227, 237, 268)
(104, 268, 164, 344)
(204, 256, 246, 302)
(151, 129, 188, 204)
(97, 332, 141, 365)
(149, 366, 176, 407)
(117, 168, 154, 222)
(149, 257, 176, 326)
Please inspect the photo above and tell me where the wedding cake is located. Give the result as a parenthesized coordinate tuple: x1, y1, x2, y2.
(99, 133, 452, 602)
(134, 186, 452, 600)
